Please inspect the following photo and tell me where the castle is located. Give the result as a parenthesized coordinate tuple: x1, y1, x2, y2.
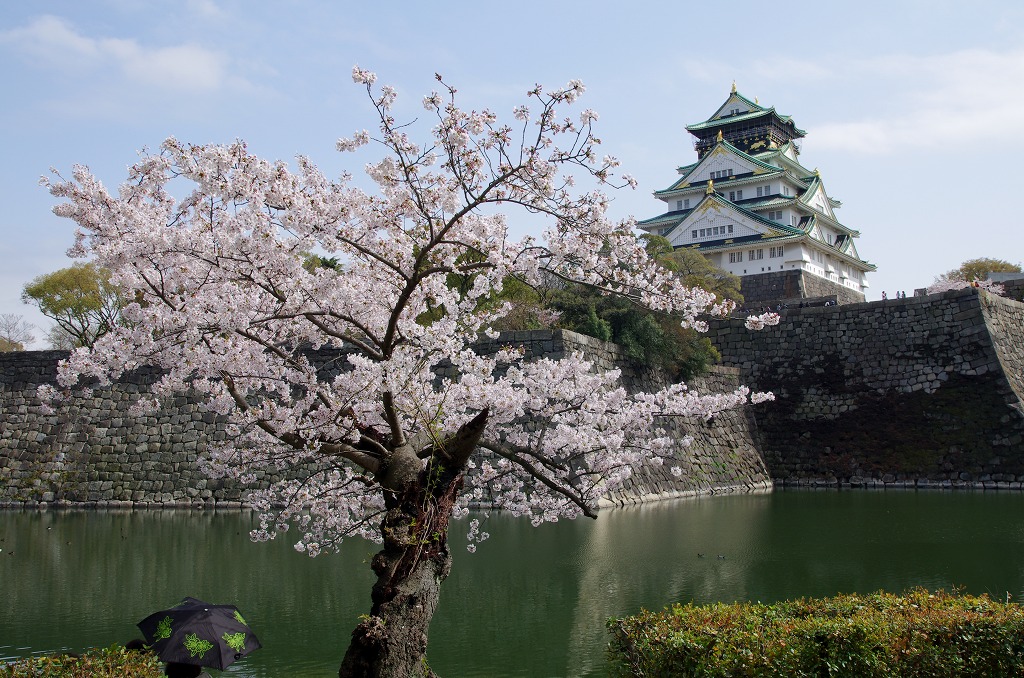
(638, 85, 875, 306)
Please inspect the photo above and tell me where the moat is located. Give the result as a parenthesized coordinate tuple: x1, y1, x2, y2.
(3, 490, 1023, 677)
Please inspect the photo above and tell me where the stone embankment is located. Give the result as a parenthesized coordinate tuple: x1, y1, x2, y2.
(0, 330, 771, 508)
(708, 288, 1024, 488)
(7, 288, 1021, 505)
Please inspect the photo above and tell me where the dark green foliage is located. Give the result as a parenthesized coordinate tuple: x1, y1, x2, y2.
(549, 284, 719, 379)
(640, 235, 743, 304)
(608, 589, 1024, 677)
(0, 646, 162, 677)
(404, 232, 731, 377)
(302, 254, 341, 271)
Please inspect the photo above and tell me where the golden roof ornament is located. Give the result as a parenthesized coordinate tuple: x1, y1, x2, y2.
(706, 179, 715, 195)
(731, 81, 737, 94)
(716, 130, 723, 142)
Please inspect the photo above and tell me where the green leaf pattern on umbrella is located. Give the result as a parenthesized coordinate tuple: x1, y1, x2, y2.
(154, 616, 174, 642)
(138, 597, 261, 670)
(184, 633, 214, 658)
(222, 632, 247, 653)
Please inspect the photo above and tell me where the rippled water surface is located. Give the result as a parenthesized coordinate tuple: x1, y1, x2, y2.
(3, 490, 1024, 677)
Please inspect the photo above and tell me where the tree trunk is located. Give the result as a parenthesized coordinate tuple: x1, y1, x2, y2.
(338, 459, 462, 677)
(339, 409, 488, 677)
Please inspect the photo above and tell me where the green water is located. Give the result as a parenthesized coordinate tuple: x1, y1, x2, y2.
(2, 490, 1024, 677)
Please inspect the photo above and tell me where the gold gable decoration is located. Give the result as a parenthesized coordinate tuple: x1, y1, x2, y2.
(695, 198, 719, 215)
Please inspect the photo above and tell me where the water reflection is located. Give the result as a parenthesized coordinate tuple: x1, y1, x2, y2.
(3, 491, 1024, 677)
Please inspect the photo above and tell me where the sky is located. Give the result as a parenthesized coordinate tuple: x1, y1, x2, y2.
(2, 0, 1023, 347)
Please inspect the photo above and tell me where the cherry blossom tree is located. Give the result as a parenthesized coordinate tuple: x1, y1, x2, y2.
(43, 68, 777, 677)
(926, 278, 1005, 295)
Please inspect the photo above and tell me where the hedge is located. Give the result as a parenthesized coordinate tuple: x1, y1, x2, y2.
(0, 646, 162, 678)
(608, 589, 1024, 677)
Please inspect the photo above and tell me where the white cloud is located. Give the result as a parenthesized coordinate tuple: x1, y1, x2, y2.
(0, 15, 99, 61)
(676, 48, 1024, 155)
(187, 0, 227, 20)
(0, 15, 234, 92)
(813, 49, 1024, 154)
(121, 42, 228, 90)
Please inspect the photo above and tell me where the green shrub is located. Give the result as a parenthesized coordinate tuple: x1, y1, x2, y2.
(0, 645, 162, 678)
(608, 589, 1024, 677)
(548, 283, 720, 379)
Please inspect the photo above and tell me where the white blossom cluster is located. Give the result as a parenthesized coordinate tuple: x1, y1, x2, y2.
(926, 279, 1005, 295)
(42, 69, 774, 554)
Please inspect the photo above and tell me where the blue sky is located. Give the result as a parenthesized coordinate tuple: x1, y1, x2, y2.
(2, 0, 1023, 346)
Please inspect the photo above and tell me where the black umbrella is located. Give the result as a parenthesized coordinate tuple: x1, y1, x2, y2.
(137, 596, 261, 670)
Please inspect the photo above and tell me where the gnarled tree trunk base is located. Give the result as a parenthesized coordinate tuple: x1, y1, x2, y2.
(339, 410, 488, 677)
(339, 470, 461, 677)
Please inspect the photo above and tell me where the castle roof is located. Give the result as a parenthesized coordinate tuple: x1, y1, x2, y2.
(656, 138, 784, 195)
(685, 87, 806, 138)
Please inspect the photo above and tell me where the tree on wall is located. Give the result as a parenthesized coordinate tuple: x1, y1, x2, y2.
(42, 69, 777, 677)
(22, 262, 124, 348)
(929, 257, 1022, 294)
(0, 313, 35, 351)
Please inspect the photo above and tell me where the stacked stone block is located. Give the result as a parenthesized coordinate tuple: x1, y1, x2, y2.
(708, 288, 1024, 488)
(0, 332, 771, 508)
(739, 270, 866, 307)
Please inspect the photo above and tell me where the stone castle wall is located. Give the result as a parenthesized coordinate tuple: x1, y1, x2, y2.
(739, 269, 866, 307)
(1000, 278, 1024, 303)
(707, 288, 1024, 488)
(6, 288, 1022, 504)
(0, 330, 771, 508)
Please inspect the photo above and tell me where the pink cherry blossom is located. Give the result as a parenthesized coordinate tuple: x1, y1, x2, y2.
(42, 72, 775, 557)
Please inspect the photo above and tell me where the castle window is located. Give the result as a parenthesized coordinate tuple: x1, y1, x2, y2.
(736, 190, 743, 200)
(692, 230, 697, 238)
(729, 191, 735, 201)
(730, 252, 743, 263)
(727, 224, 733, 233)
(757, 186, 763, 197)
(764, 184, 771, 194)
(749, 248, 764, 261)
(676, 200, 682, 210)
(684, 198, 690, 209)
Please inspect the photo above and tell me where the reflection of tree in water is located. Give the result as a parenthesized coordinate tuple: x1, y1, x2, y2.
(6, 493, 1024, 676)
(564, 494, 771, 677)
